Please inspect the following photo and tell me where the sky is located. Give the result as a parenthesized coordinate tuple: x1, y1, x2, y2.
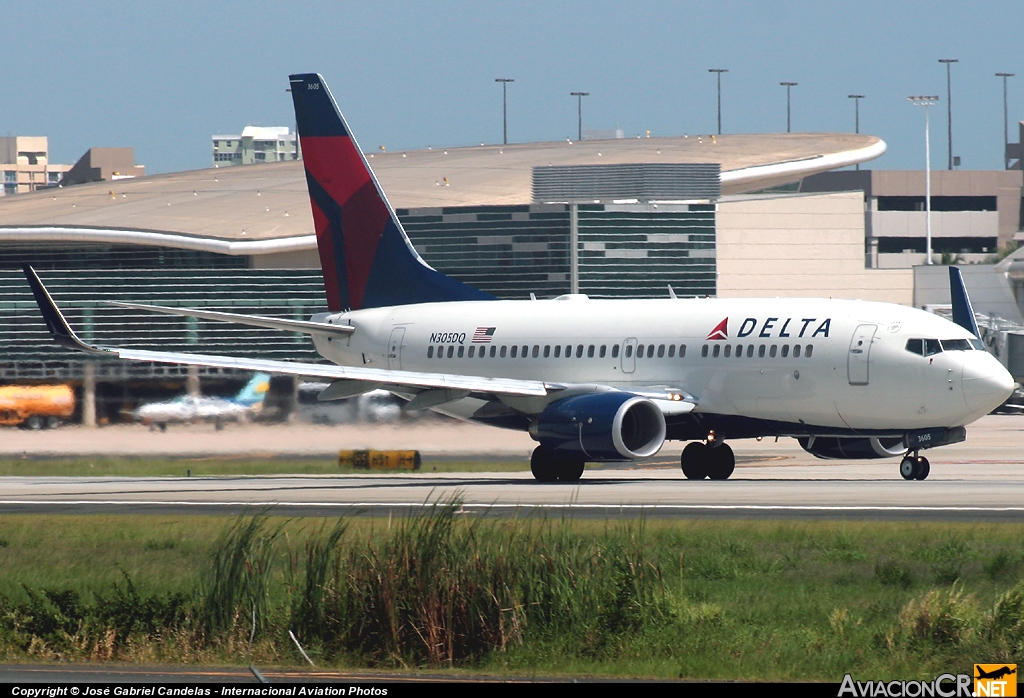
(3, 0, 1023, 175)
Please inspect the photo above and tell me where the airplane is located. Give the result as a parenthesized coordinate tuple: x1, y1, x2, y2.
(133, 372, 271, 431)
(20, 72, 1016, 482)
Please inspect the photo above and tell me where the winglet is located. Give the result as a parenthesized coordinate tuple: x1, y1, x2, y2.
(21, 265, 107, 355)
(949, 266, 981, 338)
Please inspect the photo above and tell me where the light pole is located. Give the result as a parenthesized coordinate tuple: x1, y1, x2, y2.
(939, 59, 958, 169)
(996, 73, 1014, 169)
(570, 91, 589, 141)
(780, 82, 797, 132)
(495, 78, 514, 145)
(709, 69, 728, 135)
(909, 96, 939, 265)
(848, 94, 865, 169)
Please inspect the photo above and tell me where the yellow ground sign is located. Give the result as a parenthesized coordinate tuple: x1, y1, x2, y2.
(339, 449, 421, 471)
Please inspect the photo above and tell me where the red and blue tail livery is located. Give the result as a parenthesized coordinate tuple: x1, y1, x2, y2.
(288, 73, 494, 312)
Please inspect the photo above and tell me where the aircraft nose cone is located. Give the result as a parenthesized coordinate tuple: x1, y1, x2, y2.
(962, 353, 1015, 413)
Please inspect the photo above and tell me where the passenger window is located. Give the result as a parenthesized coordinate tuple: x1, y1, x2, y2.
(576, 344, 584, 358)
(565, 344, 572, 357)
(599, 345, 606, 358)
(758, 345, 766, 358)
(724, 345, 732, 358)
(468, 346, 475, 358)
(587, 345, 595, 358)
(679, 344, 686, 358)
(794, 345, 802, 358)
(427, 346, 434, 358)
(712, 344, 721, 358)
(736, 345, 742, 359)
(554, 345, 561, 358)
(480, 347, 486, 359)
(668, 345, 675, 358)
(769, 345, 777, 358)
(657, 344, 665, 358)
(925, 339, 942, 356)
(544, 345, 551, 358)
(522, 345, 529, 358)
(502, 346, 509, 358)
(905, 339, 924, 355)
(447, 346, 454, 358)
(625, 345, 633, 358)
(647, 345, 655, 358)
(489, 346, 496, 358)
(701, 345, 708, 357)
(532, 345, 539, 358)
(637, 344, 644, 357)
(805, 345, 813, 358)
(746, 345, 754, 358)
(612, 345, 619, 358)
(457, 346, 465, 358)
(781, 345, 789, 358)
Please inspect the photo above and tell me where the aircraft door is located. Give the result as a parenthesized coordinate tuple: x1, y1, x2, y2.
(621, 338, 637, 374)
(847, 324, 877, 385)
(387, 327, 405, 370)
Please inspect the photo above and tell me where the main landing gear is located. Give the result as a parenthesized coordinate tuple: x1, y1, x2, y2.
(680, 440, 735, 480)
(899, 452, 930, 481)
(530, 446, 586, 482)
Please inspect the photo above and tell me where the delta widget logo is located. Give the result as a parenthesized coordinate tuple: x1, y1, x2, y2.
(707, 318, 728, 341)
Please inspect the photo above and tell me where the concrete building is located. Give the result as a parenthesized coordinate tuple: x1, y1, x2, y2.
(800, 169, 1024, 268)
(212, 126, 298, 166)
(0, 131, 892, 422)
(0, 137, 71, 196)
(60, 148, 145, 187)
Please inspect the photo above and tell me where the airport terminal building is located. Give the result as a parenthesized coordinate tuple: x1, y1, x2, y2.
(7, 129, 1017, 423)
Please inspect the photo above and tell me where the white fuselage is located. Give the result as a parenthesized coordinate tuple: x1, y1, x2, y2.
(310, 296, 1013, 434)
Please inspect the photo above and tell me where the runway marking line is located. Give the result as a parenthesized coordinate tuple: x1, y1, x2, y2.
(3, 500, 1024, 513)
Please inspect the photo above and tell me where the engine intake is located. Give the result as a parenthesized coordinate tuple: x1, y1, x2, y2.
(535, 392, 666, 461)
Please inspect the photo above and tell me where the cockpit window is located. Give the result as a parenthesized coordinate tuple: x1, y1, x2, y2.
(905, 339, 923, 355)
(940, 339, 972, 351)
(970, 338, 985, 350)
(925, 339, 942, 356)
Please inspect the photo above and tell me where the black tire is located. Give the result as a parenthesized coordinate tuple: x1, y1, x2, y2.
(914, 457, 930, 481)
(25, 415, 42, 431)
(45, 416, 60, 429)
(557, 458, 586, 482)
(681, 442, 709, 480)
(530, 446, 559, 482)
(707, 443, 735, 480)
(899, 456, 916, 480)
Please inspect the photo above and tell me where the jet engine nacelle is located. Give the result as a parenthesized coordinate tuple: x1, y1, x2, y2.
(535, 392, 666, 461)
(798, 426, 967, 460)
(797, 436, 906, 460)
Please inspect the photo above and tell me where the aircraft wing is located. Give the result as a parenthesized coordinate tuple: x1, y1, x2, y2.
(23, 265, 550, 398)
(107, 301, 355, 338)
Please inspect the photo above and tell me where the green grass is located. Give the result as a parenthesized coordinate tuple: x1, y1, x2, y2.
(0, 511, 1022, 678)
(0, 456, 528, 477)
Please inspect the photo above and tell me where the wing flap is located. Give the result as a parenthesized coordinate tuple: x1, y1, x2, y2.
(108, 301, 355, 337)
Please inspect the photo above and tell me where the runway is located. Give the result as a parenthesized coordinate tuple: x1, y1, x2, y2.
(1, 415, 1022, 521)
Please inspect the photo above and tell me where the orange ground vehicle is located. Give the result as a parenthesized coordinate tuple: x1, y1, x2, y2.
(0, 384, 75, 429)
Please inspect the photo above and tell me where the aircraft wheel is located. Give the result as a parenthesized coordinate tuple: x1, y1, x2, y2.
(681, 442, 709, 480)
(707, 443, 735, 480)
(914, 456, 930, 481)
(557, 458, 586, 482)
(158, 422, 167, 432)
(530, 446, 559, 483)
(899, 456, 916, 480)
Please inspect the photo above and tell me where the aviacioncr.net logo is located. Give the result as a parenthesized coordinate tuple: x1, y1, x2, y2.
(838, 674, 973, 697)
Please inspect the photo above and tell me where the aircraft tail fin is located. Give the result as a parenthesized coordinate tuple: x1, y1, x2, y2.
(949, 266, 981, 338)
(288, 73, 494, 311)
(234, 372, 271, 407)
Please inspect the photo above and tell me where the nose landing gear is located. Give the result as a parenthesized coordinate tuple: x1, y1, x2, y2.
(680, 440, 735, 480)
(899, 452, 930, 481)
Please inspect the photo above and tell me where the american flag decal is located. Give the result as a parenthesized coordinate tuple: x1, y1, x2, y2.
(472, 327, 496, 343)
